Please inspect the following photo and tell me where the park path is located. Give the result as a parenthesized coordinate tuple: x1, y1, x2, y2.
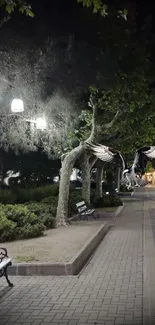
(0, 188, 155, 325)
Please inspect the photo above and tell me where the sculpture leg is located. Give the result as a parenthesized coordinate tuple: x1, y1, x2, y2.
(126, 175, 132, 189)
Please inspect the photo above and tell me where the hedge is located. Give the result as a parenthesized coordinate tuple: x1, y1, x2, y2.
(0, 184, 59, 204)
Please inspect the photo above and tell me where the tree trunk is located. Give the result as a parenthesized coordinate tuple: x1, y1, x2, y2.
(96, 161, 104, 199)
(56, 143, 84, 227)
(80, 152, 90, 204)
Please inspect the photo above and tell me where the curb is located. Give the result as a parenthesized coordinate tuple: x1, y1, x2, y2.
(119, 192, 133, 197)
(8, 223, 110, 276)
(114, 203, 125, 218)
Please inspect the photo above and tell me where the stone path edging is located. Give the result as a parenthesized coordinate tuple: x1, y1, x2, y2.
(114, 203, 124, 217)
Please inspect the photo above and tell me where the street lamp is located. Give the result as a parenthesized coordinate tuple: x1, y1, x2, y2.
(11, 99, 24, 113)
(10, 99, 47, 130)
(36, 117, 47, 130)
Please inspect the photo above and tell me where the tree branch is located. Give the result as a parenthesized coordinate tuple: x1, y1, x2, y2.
(0, 15, 10, 28)
(102, 110, 120, 129)
(86, 96, 98, 143)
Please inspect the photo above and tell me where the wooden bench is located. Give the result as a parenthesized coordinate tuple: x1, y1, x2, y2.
(76, 201, 96, 220)
(0, 248, 13, 287)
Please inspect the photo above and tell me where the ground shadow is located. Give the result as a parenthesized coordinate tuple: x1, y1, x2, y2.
(0, 286, 12, 299)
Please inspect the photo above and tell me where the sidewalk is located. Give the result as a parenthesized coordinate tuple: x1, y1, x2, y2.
(0, 189, 152, 325)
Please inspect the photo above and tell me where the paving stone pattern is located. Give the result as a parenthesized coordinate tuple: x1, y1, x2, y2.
(148, 208, 155, 246)
(0, 201, 143, 325)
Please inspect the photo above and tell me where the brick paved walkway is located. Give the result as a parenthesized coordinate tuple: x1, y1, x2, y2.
(0, 191, 147, 325)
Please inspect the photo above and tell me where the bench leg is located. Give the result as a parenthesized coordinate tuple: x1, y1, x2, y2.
(4, 265, 13, 287)
(92, 212, 96, 219)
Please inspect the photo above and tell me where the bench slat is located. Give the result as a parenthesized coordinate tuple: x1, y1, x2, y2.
(76, 201, 96, 220)
(76, 201, 85, 208)
(81, 209, 95, 215)
(0, 258, 11, 270)
(78, 206, 87, 213)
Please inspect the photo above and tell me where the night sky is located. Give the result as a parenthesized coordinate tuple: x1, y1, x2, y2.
(0, 0, 153, 49)
(0, 0, 154, 100)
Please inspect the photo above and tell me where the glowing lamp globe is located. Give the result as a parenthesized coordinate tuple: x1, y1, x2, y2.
(36, 117, 47, 130)
(11, 99, 24, 113)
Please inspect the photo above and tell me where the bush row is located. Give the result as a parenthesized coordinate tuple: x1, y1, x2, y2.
(0, 184, 59, 204)
(119, 185, 133, 192)
(92, 194, 123, 208)
(69, 190, 122, 214)
(0, 184, 123, 242)
(0, 183, 124, 206)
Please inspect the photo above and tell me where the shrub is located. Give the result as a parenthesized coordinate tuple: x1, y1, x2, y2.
(48, 184, 59, 196)
(26, 202, 56, 228)
(15, 184, 59, 203)
(41, 196, 58, 206)
(19, 222, 45, 239)
(0, 184, 59, 204)
(119, 185, 133, 192)
(0, 190, 16, 204)
(26, 202, 50, 215)
(2, 205, 30, 226)
(93, 194, 123, 208)
(42, 215, 56, 229)
(41, 196, 58, 219)
(0, 213, 17, 242)
(0, 204, 45, 241)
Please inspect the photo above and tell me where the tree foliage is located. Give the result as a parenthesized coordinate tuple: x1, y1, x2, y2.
(0, 35, 79, 157)
(77, 0, 128, 19)
(145, 161, 152, 173)
(0, 0, 34, 16)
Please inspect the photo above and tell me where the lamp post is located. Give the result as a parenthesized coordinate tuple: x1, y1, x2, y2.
(36, 117, 47, 130)
(10, 99, 47, 130)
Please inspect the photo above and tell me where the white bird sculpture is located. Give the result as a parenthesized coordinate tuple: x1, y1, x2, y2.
(122, 146, 155, 188)
(85, 141, 127, 187)
(86, 142, 151, 190)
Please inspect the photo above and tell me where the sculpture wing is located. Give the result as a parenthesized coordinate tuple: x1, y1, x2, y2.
(132, 146, 155, 173)
(141, 146, 155, 159)
(86, 141, 126, 170)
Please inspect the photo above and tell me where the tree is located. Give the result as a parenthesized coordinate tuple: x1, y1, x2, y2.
(1, 0, 33, 15)
(0, 0, 34, 27)
(145, 161, 152, 173)
(56, 89, 120, 226)
(77, 0, 128, 19)
(1, 0, 155, 227)
(75, 0, 155, 164)
(0, 36, 79, 156)
(55, 16, 155, 225)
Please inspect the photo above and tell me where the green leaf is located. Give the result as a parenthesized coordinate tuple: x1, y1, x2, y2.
(19, 7, 25, 14)
(26, 9, 34, 17)
(5, 4, 14, 14)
